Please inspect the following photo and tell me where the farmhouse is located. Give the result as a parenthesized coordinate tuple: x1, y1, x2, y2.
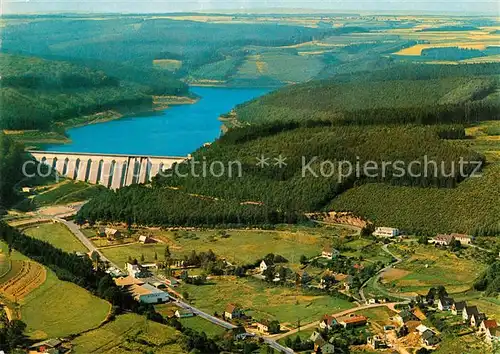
(105, 227, 121, 239)
(450, 233, 473, 245)
(225, 303, 243, 320)
(138, 235, 155, 244)
(29, 338, 65, 353)
(175, 309, 194, 318)
(451, 301, 467, 315)
(373, 227, 400, 238)
(321, 246, 339, 259)
(479, 320, 499, 345)
(430, 234, 455, 246)
(128, 283, 169, 304)
(338, 315, 367, 328)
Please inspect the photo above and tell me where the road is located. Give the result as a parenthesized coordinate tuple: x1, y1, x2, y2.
(171, 296, 294, 353)
(359, 244, 412, 302)
(269, 302, 404, 341)
(53, 216, 121, 269)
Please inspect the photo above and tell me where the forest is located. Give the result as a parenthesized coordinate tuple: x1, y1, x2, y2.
(77, 60, 500, 235)
(0, 53, 187, 130)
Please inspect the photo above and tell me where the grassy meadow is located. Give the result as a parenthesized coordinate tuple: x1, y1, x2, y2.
(21, 269, 110, 339)
(71, 313, 186, 354)
(23, 222, 87, 253)
(379, 244, 487, 296)
(100, 227, 350, 268)
(179, 277, 354, 326)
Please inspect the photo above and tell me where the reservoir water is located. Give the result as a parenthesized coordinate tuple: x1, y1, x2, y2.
(44, 87, 270, 156)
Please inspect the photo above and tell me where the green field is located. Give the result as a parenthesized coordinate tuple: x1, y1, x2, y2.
(21, 269, 110, 339)
(32, 180, 103, 206)
(100, 227, 347, 269)
(179, 277, 354, 326)
(454, 291, 500, 320)
(179, 316, 228, 337)
(379, 244, 487, 295)
(71, 313, 186, 354)
(23, 222, 87, 253)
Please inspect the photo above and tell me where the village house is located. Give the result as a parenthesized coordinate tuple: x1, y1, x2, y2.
(224, 303, 243, 320)
(430, 234, 455, 246)
(451, 301, 467, 315)
(29, 338, 66, 353)
(175, 309, 194, 318)
(421, 329, 440, 346)
(368, 335, 387, 349)
(338, 315, 367, 328)
(479, 320, 499, 346)
(470, 312, 486, 327)
(450, 233, 473, 245)
(437, 296, 454, 311)
(256, 319, 280, 334)
(128, 283, 169, 304)
(165, 277, 179, 287)
(319, 342, 335, 353)
(395, 309, 420, 326)
(259, 260, 268, 273)
(412, 307, 427, 321)
(310, 331, 326, 352)
(321, 246, 339, 259)
(138, 235, 155, 244)
(463, 305, 480, 324)
(125, 262, 149, 278)
(22, 187, 35, 193)
(373, 227, 400, 238)
(114, 275, 145, 287)
(105, 227, 122, 240)
(319, 314, 338, 330)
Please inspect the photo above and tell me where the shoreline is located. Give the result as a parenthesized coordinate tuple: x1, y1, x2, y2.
(10, 95, 199, 150)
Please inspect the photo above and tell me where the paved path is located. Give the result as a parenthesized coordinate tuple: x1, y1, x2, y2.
(171, 296, 294, 353)
(269, 302, 404, 341)
(53, 217, 120, 269)
(359, 244, 412, 302)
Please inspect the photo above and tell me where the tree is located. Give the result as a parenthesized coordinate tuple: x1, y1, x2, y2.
(299, 255, 308, 265)
(268, 320, 281, 334)
(449, 239, 462, 252)
(91, 250, 101, 269)
(154, 252, 158, 261)
(140, 254, 145, 263)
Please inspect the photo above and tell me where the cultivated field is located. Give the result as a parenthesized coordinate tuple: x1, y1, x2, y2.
(100, 227, 349, 269)
(379, 244, 487, 296)
(24, 222, 87, 253)
(179, 276, 354, 326)
(0, 260, 46, 302)
(71, 313, 186, 354)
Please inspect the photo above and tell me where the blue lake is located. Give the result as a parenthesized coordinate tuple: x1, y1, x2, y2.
(45, 87, 270, 156)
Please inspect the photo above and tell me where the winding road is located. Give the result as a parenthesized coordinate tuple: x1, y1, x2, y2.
(358, 244, 413, 302)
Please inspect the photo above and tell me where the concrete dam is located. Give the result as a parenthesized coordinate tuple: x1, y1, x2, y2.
(29, 151, 187, 189)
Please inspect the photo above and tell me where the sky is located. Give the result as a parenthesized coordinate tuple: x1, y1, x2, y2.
(2, 0, 498, 15)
